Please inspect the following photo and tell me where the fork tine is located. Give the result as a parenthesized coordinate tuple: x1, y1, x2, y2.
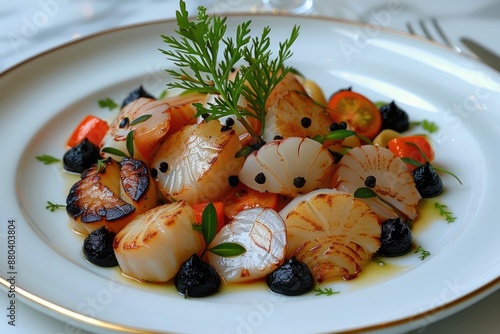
(418, 19, 434, 41)
(430, 17, 461, 52)
(406, 22, 416, 35)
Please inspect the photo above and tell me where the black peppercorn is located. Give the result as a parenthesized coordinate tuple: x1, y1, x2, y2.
(228, 175, 239, 187)
(255, 172, 266, 184)
(119, 117, 129, 128)
(293, 177, 306, 188)
(364, 175, 376, 188)
(159, 162, 169, 173)
(301, 117, 312, 128)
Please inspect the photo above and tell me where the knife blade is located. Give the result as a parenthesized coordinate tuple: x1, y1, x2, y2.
(460, 37, 500, 72)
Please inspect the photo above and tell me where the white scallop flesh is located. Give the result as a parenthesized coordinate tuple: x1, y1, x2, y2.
(279, 189, 381, 282)
(113, 201, 203, 283)
(151, 120, 244, 204)
(332, 145, 421, 221)
(239, 137, 335, 197)
(207, 207, 287, 283)
(202, 93, 251, 136)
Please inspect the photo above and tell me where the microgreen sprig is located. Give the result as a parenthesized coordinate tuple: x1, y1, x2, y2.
(411, 119, 439, 133)
(46, 201, 66, 212)
(160, 1, 299, 144)
(434, 202, 457, 223)
(313, 287, 339, 296)
(98, 97, 118, 110)
(414, 246, 430, 260)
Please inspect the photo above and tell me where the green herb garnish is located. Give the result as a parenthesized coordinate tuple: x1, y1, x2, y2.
(434, 202, 457, 223)
(414, 246, 430, 260)
(36, 154, 60, 165)
(353, 187, 377, 198)
(101, 147, 128, 157)
(313, 129, 372, 145)
(313, 287, 339, 296)
(126, 130, 135, 157)
(98, 97, 118, 110)
(95, 158, 108, 173)
(411, 119, 439, 133)
(195, 202, 246, 257)
(160, 1, 299, 144)
(130, 114, 152, 126)
(46, 201, 66, 212)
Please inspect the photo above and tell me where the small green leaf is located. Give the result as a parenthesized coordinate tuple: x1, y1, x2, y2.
(130, 114, 152, 126)
(98, 97, 118, 110)
(126, 130, 135, 157)
(422, 119, 439, 133)
(235, 145, 255, 158)
(202, 202, 217, 246)
(411, 120, 438, 133)
(354, 187, 377, 198)
(101, 147, 127, 157)
(208, 242, 246, 257)
(36, 154, 60, 165)
(324, 129, 356, 141)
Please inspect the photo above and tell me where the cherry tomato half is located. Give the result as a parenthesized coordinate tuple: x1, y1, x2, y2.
(387, 135, 434, 171)
(327, 90, 382, 139)
(66, 115, 109, 148)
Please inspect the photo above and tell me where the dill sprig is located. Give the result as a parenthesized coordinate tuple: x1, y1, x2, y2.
(46, 201, 66, 212)
(159, 1, 299, 143)
(414, 246, 431, 260)
(434, 202, 457, 223)
(313, 287, 339, 296)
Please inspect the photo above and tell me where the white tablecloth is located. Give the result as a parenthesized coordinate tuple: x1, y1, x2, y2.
(1, 0, 499, 333)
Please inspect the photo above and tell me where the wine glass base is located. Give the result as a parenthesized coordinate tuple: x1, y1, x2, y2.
(261, 0, 314, 15)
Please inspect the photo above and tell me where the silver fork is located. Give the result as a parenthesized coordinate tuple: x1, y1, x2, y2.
(406, 17, 462, 53)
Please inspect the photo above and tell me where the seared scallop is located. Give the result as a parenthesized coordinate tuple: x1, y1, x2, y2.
(100, 93, 205, 163)
(265, 72, 307, 111)
(263, 90, 332, 143)
(113, 201, 203, 283)
(151, 120, 244, 205)
(66, 157, 157, 235)
(100, 98, 171, 163)
(280, 189, 381, 282)
(119, 157, 157, 212)
(331, 145, 421, 221)
(239, 137, 335, 197)
(207, 208, 287, 283)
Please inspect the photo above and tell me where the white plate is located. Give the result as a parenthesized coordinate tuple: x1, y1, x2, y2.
(1, 15, 500, 334)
